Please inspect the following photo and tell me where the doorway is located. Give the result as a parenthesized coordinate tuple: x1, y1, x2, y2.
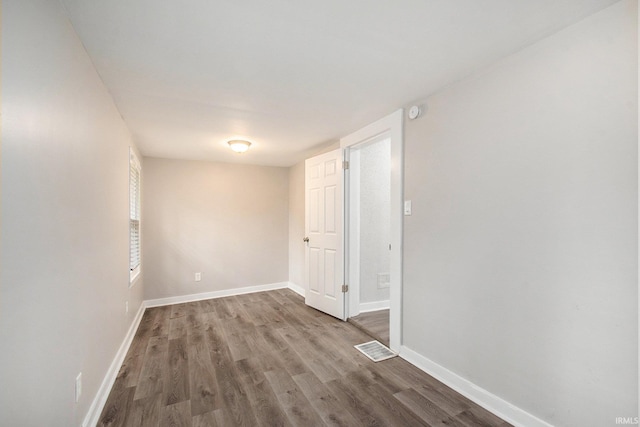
(341, 109, 403, 352)
(302, 110, 403, 351)
(346, 136, 391, 346)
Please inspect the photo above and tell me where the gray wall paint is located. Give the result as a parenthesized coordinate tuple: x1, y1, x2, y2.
(142, 158, 289, 300)
(1, 1, 144, 425)
(288, 161, 306, 287)
(358, 139, 391, 304)
(403, 1, 638, 426)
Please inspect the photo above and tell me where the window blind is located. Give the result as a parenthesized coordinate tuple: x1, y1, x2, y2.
(129, 149, 141, 275)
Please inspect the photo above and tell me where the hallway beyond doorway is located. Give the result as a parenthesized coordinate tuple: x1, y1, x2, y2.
(348, 309, 390, 347)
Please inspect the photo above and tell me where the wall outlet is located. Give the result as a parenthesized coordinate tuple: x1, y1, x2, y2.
(377, 273, 390, 289)
(75, 372, 82, 403)
(125, 301, 129, 313)
(195, 272, 202, 282)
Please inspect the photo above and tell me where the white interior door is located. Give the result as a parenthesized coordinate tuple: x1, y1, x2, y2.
(304, 148, 344, 320)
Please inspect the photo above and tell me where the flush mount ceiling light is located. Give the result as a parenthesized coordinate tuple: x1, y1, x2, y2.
(227, 139, 252, 153)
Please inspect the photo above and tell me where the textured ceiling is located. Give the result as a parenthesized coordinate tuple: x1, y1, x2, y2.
(61, 0, 620, 166)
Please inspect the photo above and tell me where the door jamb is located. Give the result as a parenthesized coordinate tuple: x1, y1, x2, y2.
(340, 109, 404, 352)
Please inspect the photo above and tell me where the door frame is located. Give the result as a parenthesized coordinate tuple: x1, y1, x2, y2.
(340, 109, 404, 352)
(345, 135, 392, 318)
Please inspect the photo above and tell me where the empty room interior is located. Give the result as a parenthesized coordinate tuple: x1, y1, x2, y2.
(1, 0, 638, 426)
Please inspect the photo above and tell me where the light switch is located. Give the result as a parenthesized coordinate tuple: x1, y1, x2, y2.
(404, 200, 412, 216)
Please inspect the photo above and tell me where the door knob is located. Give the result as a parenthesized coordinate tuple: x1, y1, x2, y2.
(303, 237, 309, 243)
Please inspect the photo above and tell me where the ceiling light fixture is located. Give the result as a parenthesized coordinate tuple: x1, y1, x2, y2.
(227, 139, 252, 153)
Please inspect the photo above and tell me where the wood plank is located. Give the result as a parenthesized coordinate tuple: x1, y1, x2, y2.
(241, 327, 289, 373)
(168, 315, 187, 340)
(277, 326, 341, 382)
(203, 317, 233, 361)
(192, 409, 226, 427)
(163, 337, 190, 405)
(264, 369, 297, 395)
(274, 293, 335, 329)
(134, 336, 169, 400)
(188, 332, 222, 416)
(185, 302, 205, 336)
(197, 298, 217, 314)
(160, 401, 191, 427)
(319, 324, 378, 371)
(257, 302, 288, 328)
(324, 378, 382, 426)
(222, 296, 244, 319)
(454, 405, 513, 427)
(150, 306, 171, 337)
(212, 346, 259, 426)
(263, 289, 292, 306)
(341, 370, 430, 426)
(277, 347, 309, 377)
(263, 293, 309, 327)
(127, 309, 157, 357)
(240, 299, 270, 326)
(377, 357, 472, 416)
(298, 324, 363, 377)
(220, 320, 253, 362)
(265, 368, 326, 426)
(124, 393, 161, 427)
(210, 297, 232, 320)
(395, 388, 467, 427)
(275, 387, 326, 427)
(113, 352, 143, 389)
(256, 324, 290, 352)
(293, 371, 360, 426)
(170, 303, 187, 319)
(354, 365, 408, 396)
(235, 358, 292, 427)
(97, 385, 134, 427)
(324, 317, 374, 345)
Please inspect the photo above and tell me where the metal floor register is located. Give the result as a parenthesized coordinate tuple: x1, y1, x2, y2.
(354, 340, 397, 362)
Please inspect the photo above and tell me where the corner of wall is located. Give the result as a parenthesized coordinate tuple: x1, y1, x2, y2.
(287, 282, 306, 298)
(82, 302, 146, 427)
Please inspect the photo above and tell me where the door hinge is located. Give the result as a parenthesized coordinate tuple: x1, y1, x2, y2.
(342, 160, 349, 170)
(342, 284, 349, 293)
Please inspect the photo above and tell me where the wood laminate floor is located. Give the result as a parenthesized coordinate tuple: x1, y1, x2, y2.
(99, 289, 511, 427)
(348, 309, 390, 347)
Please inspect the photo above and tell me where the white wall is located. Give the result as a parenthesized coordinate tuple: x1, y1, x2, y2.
(358, 138, 391, 304)
(142, 158, 289, 300)
(403, 1, 638, 426)
(1, 1, 144, 425)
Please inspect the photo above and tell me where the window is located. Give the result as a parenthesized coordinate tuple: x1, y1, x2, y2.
(129, 148, 141, 284)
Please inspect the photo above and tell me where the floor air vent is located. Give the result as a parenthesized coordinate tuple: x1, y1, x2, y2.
(354, 340, 397, 362)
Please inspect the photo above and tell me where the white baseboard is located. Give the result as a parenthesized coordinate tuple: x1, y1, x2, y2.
(144, 281, 290, 308)
(359, 300, 390, 313)
(399, 346, 553, 427)
(287, 282, 306, 297)
(83, 302, 146, 427)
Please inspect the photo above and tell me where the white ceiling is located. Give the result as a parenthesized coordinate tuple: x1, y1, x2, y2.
(61, 0, 620, 167)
